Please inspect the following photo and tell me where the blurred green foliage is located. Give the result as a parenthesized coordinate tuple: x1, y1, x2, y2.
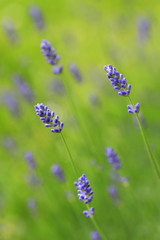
(0, 0, 160, 239)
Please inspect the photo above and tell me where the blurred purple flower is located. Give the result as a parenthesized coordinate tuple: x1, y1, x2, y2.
(137, 17, 150, 43)
(105, 147, 121, 170)
(90, 231, 101, 240)
(12, 74, 34, 102)
(108, 185, 120, 205)
(24, 151, 36, 169)
(51, 164, 65, 182)
(29, 5, 45, 30)
(2, 91, 19, 115)
(2, 20, 18, 44)
(69, 63, 82, 82)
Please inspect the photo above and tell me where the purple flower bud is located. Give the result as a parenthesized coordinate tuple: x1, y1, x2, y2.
(69, 63, 82, 82)
(29, 5, 45, 30)
(51, 164, 65, 182)
(90, 231, 101, 240)
(24, 151, 36, 169)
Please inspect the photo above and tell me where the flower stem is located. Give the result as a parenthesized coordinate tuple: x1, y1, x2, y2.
(87, 205, 108, 240)
(128, 96, 160, 180)
(60, 132, 79, 178)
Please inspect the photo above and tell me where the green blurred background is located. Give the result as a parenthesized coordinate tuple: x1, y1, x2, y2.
(0, 0, 160, 239)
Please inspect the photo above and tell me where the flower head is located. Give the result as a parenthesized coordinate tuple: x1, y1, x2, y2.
(74, 174, 94, 218)
(90, 231, 101, 240)
(40, 39, 63, 74)
(51, 164, 65, 182)
(24, 151, 36, 169)
(105, 147, 121, 170)
(69, 63, 82, 82)
(108, 185, 120, 204)
(29, 5, 45, 30)
(127, 103, 140, 113)
(34, 103, 63, 133)
(104, 64, 131, 96)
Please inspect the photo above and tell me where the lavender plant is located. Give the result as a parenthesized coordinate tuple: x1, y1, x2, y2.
(51, 164, 65, 182)
(29, 5, 45, 30)
(104, 64, 160, 179)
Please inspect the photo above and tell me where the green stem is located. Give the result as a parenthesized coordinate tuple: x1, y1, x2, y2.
(128, 96, 160, 180)
(60, 132, 79, 178)
(87, 205, 108, 240)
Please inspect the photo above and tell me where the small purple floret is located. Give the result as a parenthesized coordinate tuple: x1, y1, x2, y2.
(127, 102, 140, 114)
(90, 231, 101, 240)
(51, 164, 65, 182)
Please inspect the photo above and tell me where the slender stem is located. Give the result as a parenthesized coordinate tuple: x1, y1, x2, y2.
(128, 96, 160, 180)
(87, 205, 108, 240)
(60, 132, 79, 178)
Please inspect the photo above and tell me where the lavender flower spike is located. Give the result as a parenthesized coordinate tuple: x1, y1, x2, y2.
(105, 147, 121, 170)
(40, 39, 63, 74)
(90, 231, 101, 240)
(51, 164, 65, 182)
(127, 103, 140, 114)
(24, 151, 36, 169)
(104, 64, 131, 96)
(74, 174, 94, 218)
(34, 103, 63, 133)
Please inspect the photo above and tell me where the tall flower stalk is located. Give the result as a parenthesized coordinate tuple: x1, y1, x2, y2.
(104, 64, 160, 180)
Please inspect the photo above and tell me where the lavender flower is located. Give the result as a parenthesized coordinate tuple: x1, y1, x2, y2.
(74, 174, 94, 218)
(104, 64, 131, 96)
(108, 185, 120, 204)
(27, 198, 37, 214)
(24, 151, 36, 169)
(137, 17, 150, 43)
(50, 79, 65, 94)
(51, 164, 65, 182)
(2, 91, 19, 115)
(40, 39, 63, 74)
(127, 103, 140, 113)
(12, 75, 34, 102)
(2, 20, 18, 44)
(29, 5, 45, 30)
(69, 63, 82, 82)
(90, 231, 101, 240)
(34, 103, 63, 133)
(105, 147, 121, 170)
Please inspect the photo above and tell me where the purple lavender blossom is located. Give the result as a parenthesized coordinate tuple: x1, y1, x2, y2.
(104, 64, 131, 96)
(40, 39, 63, 74)
(34, 103, 63, 133)
(27, 198, 37, 214)
(69, 63, 82, 82)
(108, 185, 120, 204)
(90, 231, 101, 240)
(51, 164, 65, 182)
(24, 151, 36, 169)
(2, 20, 18, 44)
(50, 79, 65, 94)
(74, 174, 94, 218)
(29, 5, 45, 30)
(137, 17, 150, 43)
(12, 75, 34, 102)
(2, 91, 19, 115)
(105, 147, 121, 170)
(127, 103, 140, 114)
(118, 176, 129, 184)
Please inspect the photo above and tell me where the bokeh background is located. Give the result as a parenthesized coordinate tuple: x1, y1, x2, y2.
(0, 0, 160, 239)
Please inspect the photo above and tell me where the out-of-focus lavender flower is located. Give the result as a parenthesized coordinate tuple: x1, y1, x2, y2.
(27, 198, 37, 214)
(51, 164, 65, 182)
(24, 151, 36, 169)
(69, 63, 82, 82)
(74, 174, 94, 218)
(25, 174, 41, 186)
(105, 147, 121, 170)
(137, 17, 150, 43)
(50, 79, 65, 94)
(2, 20, 18, 44)
(118, 176, 129, 184)
(104, 65, 131, 96)
(2, 91, 19, 115)
(90, 231, 101, 240)
(35, 103, 63, 133)
(88, 94, 100, 106)
(1, 136, 16, 153)
(12, 74, 34, 102)
(29, 5, 45, 30)
(108, 185, 120, 205)
(127, 103, 140, 113)
(40, 39, 63, 74)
